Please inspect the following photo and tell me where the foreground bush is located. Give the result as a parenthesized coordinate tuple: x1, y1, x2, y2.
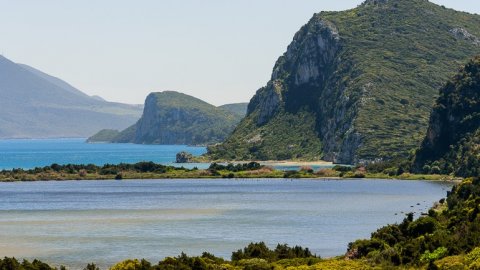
(348, 177, 480, 267)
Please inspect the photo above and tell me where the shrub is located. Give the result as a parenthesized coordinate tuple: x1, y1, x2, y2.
(332, 165, 353, 172)
(110, 259, 142, 270)
(236, 259, 271, 270)
(430, 166, 441, 174)
(407, 216, 438, 237)
(315, 168, 337, 177)
(434, 255, 466, 270)
(84, 263, 100, 270)
(420, 247, 449, 264)
(465, 247, 480, 269)
(299, 166, 314, 173)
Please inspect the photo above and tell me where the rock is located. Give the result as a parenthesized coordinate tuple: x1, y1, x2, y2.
(206, 0, 480, 164)
(176, 151, 194, 163)
(449, 28, 480, 46)
(413, 56, 480, 177)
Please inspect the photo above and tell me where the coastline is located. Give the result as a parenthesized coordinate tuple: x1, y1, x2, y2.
(257, 160, 333, 167)
(0, 160, 461, 182)
(0, 173, 461, 183)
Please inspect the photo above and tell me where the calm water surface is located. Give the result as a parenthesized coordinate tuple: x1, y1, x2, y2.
(0, 138, 206, 170)
(0, 179, 452, 269)
(0, 139, 336, 171)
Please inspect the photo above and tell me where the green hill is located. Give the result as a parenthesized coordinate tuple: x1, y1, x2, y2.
(218, 103, 248, 117)
(207, 0, 480, 164)
(88, 91, 243, 145)
(413, 56, 480, 177)
(86, 129, 120, 143)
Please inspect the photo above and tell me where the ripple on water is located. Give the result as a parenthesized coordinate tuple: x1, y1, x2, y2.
(0, 179, 453, 269)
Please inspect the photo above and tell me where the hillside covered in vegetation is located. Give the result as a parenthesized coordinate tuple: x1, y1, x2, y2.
(347, 177, 480, 269)
(413, 56, 480, 177)
(207, 0, 480, 164)
(88, 91, 244, 145)
(218, 103, 248, 117)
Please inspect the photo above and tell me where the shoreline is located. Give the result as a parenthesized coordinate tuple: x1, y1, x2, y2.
(0, 161, 461, 183)
(0, 176, 461, 183)
(191, 160, 335, 167)
(258, 160, 334, 166)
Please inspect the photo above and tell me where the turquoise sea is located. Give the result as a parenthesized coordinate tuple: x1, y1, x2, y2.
(0, 179, 452, 269)
(0, 138, 454, 269)
(0, 138, 207, 170)
(0, 138, 337, 171)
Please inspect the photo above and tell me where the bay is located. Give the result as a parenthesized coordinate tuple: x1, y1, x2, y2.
(0, 138, 207, 170)
(0, 139, 336, 171)
(0, 179, 452, 269)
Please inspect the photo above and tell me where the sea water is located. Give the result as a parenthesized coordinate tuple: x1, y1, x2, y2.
(0, 138, 207, 170)
(0, 179, 453, 269)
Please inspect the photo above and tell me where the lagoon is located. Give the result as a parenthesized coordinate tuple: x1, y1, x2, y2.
(0, 179, 452, 269)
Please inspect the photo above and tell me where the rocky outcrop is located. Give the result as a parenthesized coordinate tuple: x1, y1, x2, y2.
(247, 82, 283, 125)
(413, 56, 480, 176)
(207, 0, 480, 164)
(99, 91, 243, 146)
(175, 151, 194, 163)
(450, 28, 480, 46)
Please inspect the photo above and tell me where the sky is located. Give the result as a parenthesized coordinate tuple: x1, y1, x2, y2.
(0, 1, 479, 106)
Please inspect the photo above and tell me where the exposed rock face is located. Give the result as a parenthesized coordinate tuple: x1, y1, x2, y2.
(176, 151, 194, 163)
(207, 0, 480, 164)
(134, 93, 176, 144)
(413, 56, 480, 176)
(248, 82, 283, 125)
(107, 91, 242, 145)
(450, 28, 480, 46)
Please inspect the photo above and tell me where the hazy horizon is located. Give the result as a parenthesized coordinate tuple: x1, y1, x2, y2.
(1, 0, 479, 106)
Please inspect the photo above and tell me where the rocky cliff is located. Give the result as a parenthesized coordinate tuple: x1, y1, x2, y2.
(89, 91, 243, 145)
(413, 56, 480, 177)
(207, 0, 480, 164)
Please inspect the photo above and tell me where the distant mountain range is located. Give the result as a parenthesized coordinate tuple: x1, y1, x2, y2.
(206, 0, 480, 164)
(0, 55, 142, 138)
(88, 91, 247, 145)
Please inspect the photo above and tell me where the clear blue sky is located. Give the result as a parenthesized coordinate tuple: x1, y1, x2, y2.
(0, 0, 478, 105)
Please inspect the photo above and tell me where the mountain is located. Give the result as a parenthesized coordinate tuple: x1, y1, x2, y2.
(206, 0, 480, 164)
(86, 129, 121, 143)
(88, 91, 243, 145)
(218, 103, 248, 117)
(412, 56, 480, 177)
(0, 56, 142, 138)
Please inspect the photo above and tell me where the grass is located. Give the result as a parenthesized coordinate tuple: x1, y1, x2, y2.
(0, 162, 460, 182)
